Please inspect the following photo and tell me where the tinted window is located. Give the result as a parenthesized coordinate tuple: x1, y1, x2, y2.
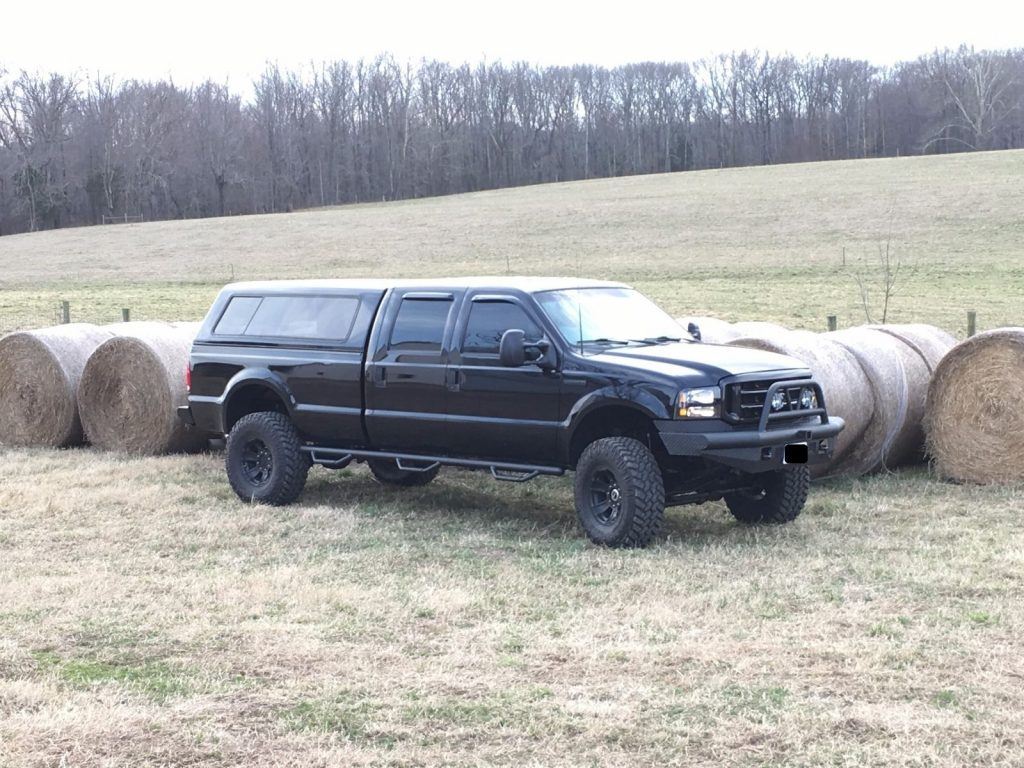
(214, 296, 261, 335)
(215, 295, 360, 341)
(463, 301, 542, 355)
(389, 298, 453, 350)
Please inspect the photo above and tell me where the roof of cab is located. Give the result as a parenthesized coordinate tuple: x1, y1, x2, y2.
(220, 276, 629, 295)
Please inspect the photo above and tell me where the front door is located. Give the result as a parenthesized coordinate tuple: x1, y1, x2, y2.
(364, 291, 456, 453)
(446, 295, 562, 463)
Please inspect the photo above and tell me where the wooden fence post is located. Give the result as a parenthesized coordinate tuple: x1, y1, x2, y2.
(827, 315, 837, 332)
(967, 311, 977, 337)
(60, 301, 70, 324)
(122, 308, 131, 322)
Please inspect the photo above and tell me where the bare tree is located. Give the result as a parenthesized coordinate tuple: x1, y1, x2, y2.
(2, 48, 1024, 235)
(854, 212, 902, 324)
(922, 47, 1021, 151)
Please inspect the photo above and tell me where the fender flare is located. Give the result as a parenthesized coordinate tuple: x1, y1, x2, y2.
(559, 386, 670, 463)
(221, 369, 295, 425)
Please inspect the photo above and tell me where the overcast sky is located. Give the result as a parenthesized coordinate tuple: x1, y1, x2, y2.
(5, 0, 1022, 91)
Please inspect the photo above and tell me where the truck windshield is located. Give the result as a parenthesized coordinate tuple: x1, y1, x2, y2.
(535, 287, 690, 348)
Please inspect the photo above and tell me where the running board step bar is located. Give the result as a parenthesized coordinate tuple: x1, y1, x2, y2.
(302, 446, 563, 480)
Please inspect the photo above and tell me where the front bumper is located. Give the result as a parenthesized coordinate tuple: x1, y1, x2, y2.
(655, 416, 845, 473)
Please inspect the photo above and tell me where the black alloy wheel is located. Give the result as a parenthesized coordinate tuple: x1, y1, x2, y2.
(573, 436, 665, 548)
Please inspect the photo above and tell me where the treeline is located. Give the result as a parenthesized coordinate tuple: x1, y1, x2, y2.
(1, 46, 1022, 235)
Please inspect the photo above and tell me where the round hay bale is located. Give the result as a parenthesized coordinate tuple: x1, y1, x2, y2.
(732, 321, 791, 344)
(726, 330, 874, 475)
(924, 328, 1024, 484)
(868, 324, 956, 373)
(868, 324, 958, 465)
(78, 322, 205, 455)
(675, 316, 743, 344)
(824, 328, 910, 475)
(0, 324, 115, 448)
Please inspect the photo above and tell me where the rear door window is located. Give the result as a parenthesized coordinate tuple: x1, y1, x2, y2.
(389, 298, 454, 351)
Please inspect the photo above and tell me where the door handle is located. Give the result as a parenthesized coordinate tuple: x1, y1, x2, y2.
(445, 368, 461, 392)
(371, 366, 386, 387)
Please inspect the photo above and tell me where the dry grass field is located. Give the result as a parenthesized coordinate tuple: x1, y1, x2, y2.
(1, 151, 1023, 766)
(1, 453, 1022, 766)
(0, 149, 1023, 333)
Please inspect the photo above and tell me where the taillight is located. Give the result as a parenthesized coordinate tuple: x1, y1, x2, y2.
(185, 364, 192, 392)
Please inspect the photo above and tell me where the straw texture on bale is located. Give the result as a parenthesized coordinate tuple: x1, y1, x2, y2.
(925, 328, 1024, 484)
(868, 324, 958, 465)
(869, 324, 956, 373)
(731, 321, 792, 344)
(78, 322, 205, 455)
(824, 328, 910, 475)
(726, 329, 873, 475)
(0, 324, 114, 448)
(675, 316, 743, 344)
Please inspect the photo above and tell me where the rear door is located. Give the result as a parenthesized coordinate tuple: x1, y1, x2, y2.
(446, 294, 562, 463)
(364, 290, 457, 453)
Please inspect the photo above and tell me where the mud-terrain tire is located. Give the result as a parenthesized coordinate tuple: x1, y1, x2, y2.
(226, 412, 309, 505)
(367, 458, 440, 487)
(725, 466, 809, 524)
(574, 437, 665, 548)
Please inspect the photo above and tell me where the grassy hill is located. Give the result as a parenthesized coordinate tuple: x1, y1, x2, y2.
(1, 149, 1022, 333)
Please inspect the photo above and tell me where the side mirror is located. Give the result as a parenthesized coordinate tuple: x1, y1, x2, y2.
(687, 322, 702, 342)
(500, 329, 553, 368)
(500, 329, 526, 367)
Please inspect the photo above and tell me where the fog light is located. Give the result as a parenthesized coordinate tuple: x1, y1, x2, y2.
(771, 391, 786, 411)
(800, 387, 817, 409)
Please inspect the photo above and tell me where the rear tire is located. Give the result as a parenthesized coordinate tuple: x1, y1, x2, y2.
(574, 437, 665, 548)
(725, 466, 809, 524)
(226, 412, 309, 505)
(367, 458, 440, 487)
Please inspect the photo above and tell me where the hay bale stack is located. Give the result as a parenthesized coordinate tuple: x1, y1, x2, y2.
(824, 328, 911, 475)
(869, 324, 956, 373)
(726, 330, 874, 475)
(78, 322, 205, 455)
(0, 324, 115, 448)
(675, 316, 743, 344)
(925, 328, 1024, 484)
(732, 321, 792, 343)
(868, 324, 958, 464)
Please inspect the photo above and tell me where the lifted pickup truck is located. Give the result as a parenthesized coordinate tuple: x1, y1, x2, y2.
(181, 278, 843, 548)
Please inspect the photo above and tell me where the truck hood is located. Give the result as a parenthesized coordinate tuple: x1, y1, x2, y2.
(589, 342, 808, 381)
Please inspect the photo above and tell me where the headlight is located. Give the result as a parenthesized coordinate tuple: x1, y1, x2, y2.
(771, 390, 787, 411)
(678, 387, 720, 418)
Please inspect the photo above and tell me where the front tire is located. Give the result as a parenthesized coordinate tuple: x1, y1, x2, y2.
(574, 437, 665, 548)
(367, 458, 440, 487)
(226, 412, 309, 505)
(724, 466, 809, 524)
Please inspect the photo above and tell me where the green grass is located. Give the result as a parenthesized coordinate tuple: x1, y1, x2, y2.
(31, 649, 191, 702)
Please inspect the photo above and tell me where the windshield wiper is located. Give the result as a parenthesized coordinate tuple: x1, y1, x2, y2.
(579, 338, 633, 346)
(630, 336, 683, 345)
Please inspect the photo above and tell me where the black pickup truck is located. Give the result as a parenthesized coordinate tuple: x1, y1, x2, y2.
(180, 278, 843, 547)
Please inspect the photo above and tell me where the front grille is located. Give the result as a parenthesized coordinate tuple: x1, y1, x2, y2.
(724, 378, 815, 425)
